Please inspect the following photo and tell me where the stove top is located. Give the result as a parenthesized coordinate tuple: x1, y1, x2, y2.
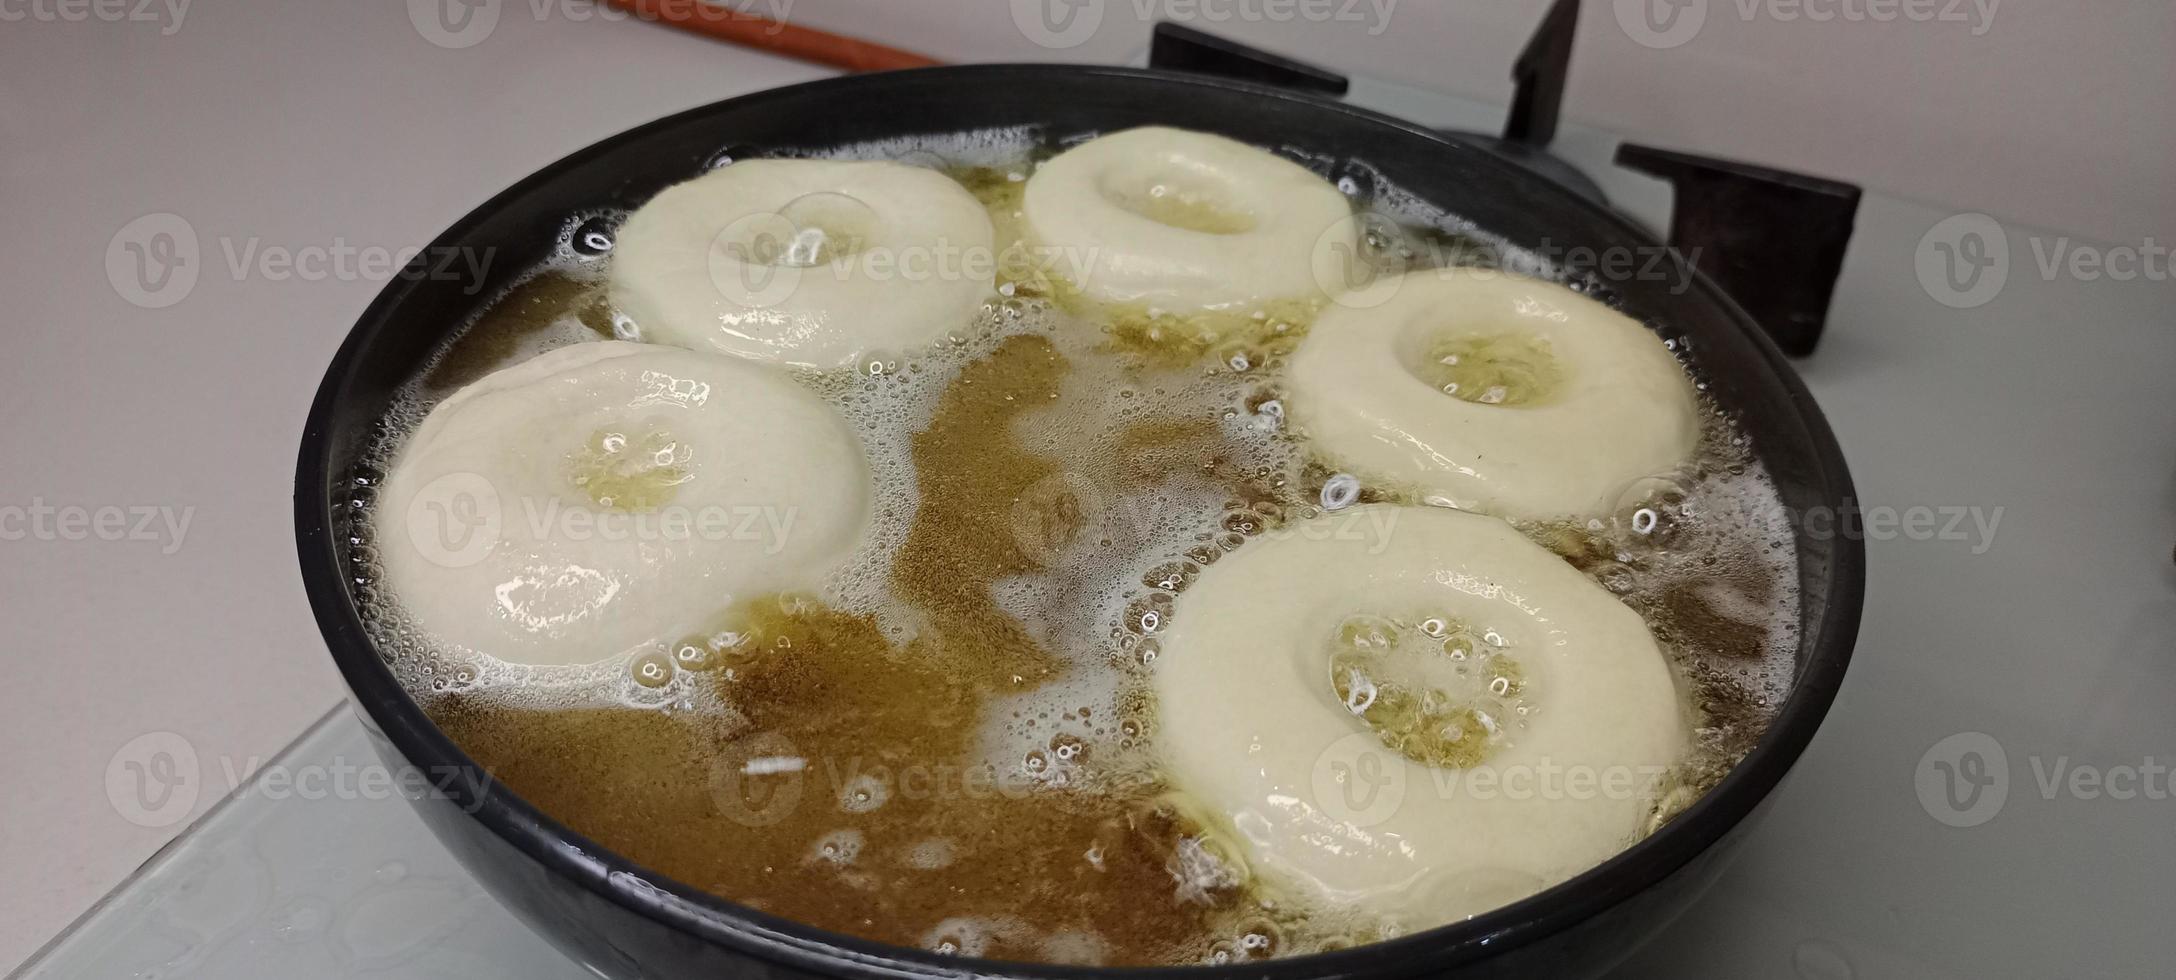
(18, 15, 2175, 980)
(1150, 9, 1864, 357)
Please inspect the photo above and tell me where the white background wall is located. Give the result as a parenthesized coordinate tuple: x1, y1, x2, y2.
(776, 0, 2174, 245)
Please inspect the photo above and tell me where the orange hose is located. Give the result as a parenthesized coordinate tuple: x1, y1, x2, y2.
(605, 0, 943, 73)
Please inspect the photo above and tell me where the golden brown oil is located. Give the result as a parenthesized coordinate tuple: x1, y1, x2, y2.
(434, 594, 1259, 965)
(358, 138, 1803, 967)
(889, 334, 1071, 692)
(419, 271, 613, 391)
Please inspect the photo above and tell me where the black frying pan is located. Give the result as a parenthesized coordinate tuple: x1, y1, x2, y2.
(294, 65, 1863, 980)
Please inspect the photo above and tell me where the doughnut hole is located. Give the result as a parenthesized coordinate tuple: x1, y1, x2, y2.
(566, 423, 693, 511)
(1096, 159, 1259, 235)
(1397, 328, 1566, 407)
(1326, 612, 1532, 769)
(742, 191, 884, 268)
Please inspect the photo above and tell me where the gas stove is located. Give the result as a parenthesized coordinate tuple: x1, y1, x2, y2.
(1147, 8, 1863, 358)
(17, 7, 2174, 979)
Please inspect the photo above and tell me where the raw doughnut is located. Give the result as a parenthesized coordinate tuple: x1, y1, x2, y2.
(1022, 126, 1358, 312)
(1151, 504, 1686, 928)
(1285, 268, 1699, 518)
(378, 341, 871, 666)
(611, 159, 996, 369)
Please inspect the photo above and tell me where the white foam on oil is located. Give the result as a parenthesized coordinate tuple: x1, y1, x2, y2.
(791, 126, 1043, 171)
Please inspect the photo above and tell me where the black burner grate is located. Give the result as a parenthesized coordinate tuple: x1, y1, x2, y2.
(1145, 4, 1862, 356)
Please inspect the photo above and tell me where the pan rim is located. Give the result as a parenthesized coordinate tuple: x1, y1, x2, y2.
(294, 62, 1864, 979)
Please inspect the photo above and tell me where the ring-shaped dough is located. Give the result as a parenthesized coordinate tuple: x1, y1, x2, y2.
(1022, 126, 1358, 311)
(1152, 504, 1686, 929)
(378, 341, 871, 667)
(1286, 269, 1700, 518)
(610, 159, 996, 369)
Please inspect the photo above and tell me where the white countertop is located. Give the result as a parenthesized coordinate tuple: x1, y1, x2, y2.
(5, 3, 2173, 977)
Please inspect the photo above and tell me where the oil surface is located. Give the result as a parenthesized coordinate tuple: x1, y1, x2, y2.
(351, 132, 1802, 966)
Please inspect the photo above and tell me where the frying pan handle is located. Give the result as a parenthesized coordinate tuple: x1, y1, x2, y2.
(605, 0, 942, 73)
